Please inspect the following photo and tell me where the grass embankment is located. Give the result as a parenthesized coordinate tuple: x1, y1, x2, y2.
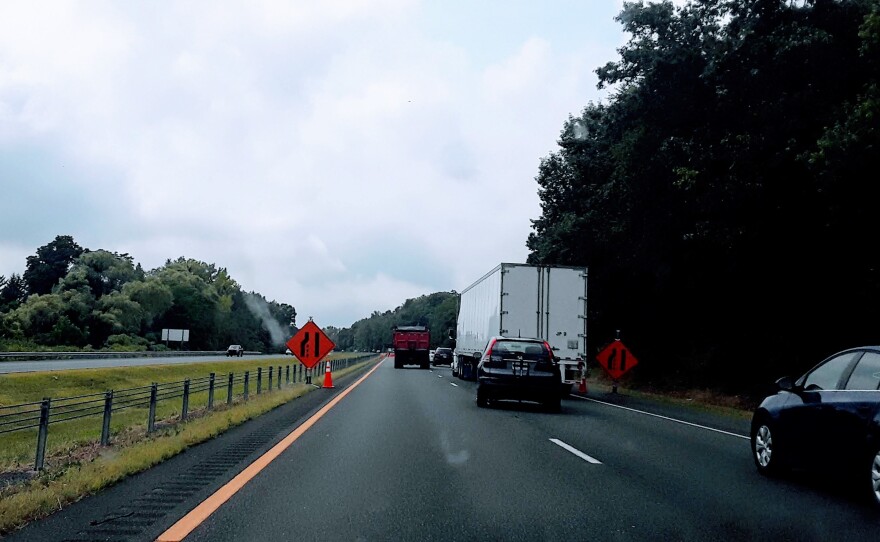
(586, 374, 754, 420)
(0, 354, 374, 534)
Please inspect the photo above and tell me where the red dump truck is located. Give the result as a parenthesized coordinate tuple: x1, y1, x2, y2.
(392, 325, 430, 369)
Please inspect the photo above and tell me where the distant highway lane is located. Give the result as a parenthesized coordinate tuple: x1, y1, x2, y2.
(0, 354, 286, 374)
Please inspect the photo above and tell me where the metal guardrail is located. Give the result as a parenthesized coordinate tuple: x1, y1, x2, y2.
(0, 354, 376, 470)
(0, 350, 262, 362)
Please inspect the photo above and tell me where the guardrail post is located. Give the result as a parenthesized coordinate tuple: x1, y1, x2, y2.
(257, 367, 263, 395)
(268, 366, 273, 392)
(34, 398, 51, 471)
(277, 366, 282, 389)
(182, 380, 190, 421)
(208, 373, 216, 409)
(101, 390, 113, 446)
(148, 383, 157, 433)
(227, 373, 234, 405)
(244, 371, 250, 400)
(286, 365, 290, 384)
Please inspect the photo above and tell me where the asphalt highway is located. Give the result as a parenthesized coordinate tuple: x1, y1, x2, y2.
(9, 357, 880, 541)
(0, 354, 285, 374)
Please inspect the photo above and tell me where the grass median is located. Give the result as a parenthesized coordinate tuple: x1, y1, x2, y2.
(0, 354, 377, 534)
(584, 374, 754, 419)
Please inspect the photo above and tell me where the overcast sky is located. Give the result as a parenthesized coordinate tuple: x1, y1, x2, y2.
(0, 0, 635, 328)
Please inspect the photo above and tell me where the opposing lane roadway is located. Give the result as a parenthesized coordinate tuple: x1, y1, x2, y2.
(0, 354, 285, 374)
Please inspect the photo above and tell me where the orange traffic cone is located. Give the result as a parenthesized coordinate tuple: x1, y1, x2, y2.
(578, 362, 587, 394)
(322, 360, 335, 389)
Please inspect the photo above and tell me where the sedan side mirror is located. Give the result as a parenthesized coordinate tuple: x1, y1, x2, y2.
(775, 376, 794, 391)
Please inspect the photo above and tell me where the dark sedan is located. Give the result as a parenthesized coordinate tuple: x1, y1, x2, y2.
(432, 347, 453, 366)
(751, 346, 880, 506)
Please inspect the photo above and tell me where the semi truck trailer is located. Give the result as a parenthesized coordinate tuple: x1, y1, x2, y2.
(453, 263, 588, 394)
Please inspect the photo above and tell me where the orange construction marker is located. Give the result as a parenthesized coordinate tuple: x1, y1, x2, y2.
(322, 359, 334, 388)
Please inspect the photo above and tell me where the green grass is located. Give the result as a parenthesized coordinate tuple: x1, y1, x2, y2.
(0, 354, 358, 469)
(586, 375, 754, 420)
(0, 356, 373, 535)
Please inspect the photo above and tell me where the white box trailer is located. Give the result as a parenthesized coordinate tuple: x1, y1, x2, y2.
(454, 263, 588, 391)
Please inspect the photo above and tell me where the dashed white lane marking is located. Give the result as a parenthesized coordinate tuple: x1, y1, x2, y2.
(570, 395, 749, 440)
(549, 438, 602, 464)
(450, 382, 459, 387)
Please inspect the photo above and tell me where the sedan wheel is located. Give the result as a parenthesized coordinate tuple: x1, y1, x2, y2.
(752, 421, 779, 475)
(870, 449, 880, 507)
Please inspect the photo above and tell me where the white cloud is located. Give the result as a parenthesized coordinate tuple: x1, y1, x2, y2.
(0, 1, 624, 326)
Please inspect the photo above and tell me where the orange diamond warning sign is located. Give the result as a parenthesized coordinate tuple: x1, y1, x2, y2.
(596, 340, 638, 380)
(287, 320, 335, 369)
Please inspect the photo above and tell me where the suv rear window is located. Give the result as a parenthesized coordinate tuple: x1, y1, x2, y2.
(490, 340, 550, 362)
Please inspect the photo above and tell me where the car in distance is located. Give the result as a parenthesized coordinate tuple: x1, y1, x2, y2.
(476, 337, 561, 411)
(432, 347, 453, 366)
(226, 344, 244, 357)
(751, 346, 880, 506)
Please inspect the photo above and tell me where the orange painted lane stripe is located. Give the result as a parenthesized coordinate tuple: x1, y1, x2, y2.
(156, 358, 385, 542)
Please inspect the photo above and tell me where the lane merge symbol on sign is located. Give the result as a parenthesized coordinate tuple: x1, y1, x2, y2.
(596, 340, 639, 381)
(287, 320, 336, 369)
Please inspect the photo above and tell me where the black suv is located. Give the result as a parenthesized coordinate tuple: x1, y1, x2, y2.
(476, 337, 561, 411)
(226, 344, 244, 357)
(432, 347, 453, 366)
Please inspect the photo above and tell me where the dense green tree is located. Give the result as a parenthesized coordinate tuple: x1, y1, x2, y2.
(527, 0, 880, 393)
(1, 242, 295, 352)
(23, 235, 84, 295)
(0, 273, 27, 312)
(70, 250, 140, 299)
(152, 265, 221, 350)
(330, 292, 459, 352)
(121, 278, 174, 327)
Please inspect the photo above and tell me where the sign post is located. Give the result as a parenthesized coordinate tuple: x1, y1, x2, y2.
(286, 319, 336, 388)
(595, 335, 639, 394)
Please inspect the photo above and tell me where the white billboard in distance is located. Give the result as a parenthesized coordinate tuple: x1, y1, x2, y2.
(161, 329, 190, 342)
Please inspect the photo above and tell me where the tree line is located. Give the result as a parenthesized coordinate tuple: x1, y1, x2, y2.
(0, 235, 296, 352)
(526, 0, 880, 394)
(325, 292, 458, 352)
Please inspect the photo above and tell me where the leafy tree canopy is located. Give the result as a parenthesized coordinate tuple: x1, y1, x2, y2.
(527, 0, 880, 394)
(23, 235, 84, 295)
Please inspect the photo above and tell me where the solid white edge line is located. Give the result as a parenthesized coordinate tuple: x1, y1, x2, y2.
(549, 438, 602, 464)
(570, 395, 750, 440)
(450, 382, 458, 387)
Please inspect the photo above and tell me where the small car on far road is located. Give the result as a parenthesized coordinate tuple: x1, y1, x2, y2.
(476, 337, 561, 411)
(226, 344, 244, 357)
(432, 347, 453, 366)
(751, 346, 880, 506)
